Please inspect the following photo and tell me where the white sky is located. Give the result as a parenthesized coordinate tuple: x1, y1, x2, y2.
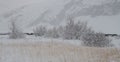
(0, 0, 120, 34)
(79, 15, 120, 34)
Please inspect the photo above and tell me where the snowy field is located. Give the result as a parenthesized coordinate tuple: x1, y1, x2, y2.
(0, 0, 120, 62)
(0, 36, 120, 62)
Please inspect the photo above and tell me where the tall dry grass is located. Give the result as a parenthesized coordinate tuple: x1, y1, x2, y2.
(0, 41, 120, 62)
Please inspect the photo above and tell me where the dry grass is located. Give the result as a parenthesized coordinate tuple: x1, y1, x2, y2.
(0, 41, 120, 62)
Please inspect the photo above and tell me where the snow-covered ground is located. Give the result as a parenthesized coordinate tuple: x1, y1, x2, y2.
(0, 35, 81, 46)
(0, 35, 120, 62)
(0, 35, 120, 47)
(0, 39, 120, 62)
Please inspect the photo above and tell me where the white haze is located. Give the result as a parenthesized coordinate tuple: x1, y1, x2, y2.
(0, 0, 120, 34)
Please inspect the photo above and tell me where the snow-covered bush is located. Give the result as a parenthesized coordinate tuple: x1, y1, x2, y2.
(82, 32, 112, 47)
(33, 26, 61, 38)
(9, 21, 25, 39)
(33, 26, 47, 36)
(57, 26, 65, 38)
(45, 27, 59, 38)
(63, 18, 93, 40)
(32, 18, 93, 39)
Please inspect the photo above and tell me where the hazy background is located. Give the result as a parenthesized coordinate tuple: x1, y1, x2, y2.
(0, 0, 120, 34)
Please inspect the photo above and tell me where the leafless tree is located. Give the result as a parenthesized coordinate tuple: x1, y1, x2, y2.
(63, 18, 93, 40)
(33, 26, 47, 36)
(9, 21, 25, 39)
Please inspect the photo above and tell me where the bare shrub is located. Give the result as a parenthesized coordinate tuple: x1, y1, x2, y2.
(45, 27, 60, 38)
(82, 32, 112, 47)
(9, 21, 25, 39)
(57, 26, 65, 38)
(33, 26, 47, 36)
(63, 18, 93, 40)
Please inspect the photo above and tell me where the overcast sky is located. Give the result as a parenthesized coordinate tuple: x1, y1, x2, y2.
(0, 0, 120, 34)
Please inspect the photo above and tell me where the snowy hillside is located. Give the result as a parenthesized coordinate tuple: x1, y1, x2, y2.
(0, 0, 120, 34)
